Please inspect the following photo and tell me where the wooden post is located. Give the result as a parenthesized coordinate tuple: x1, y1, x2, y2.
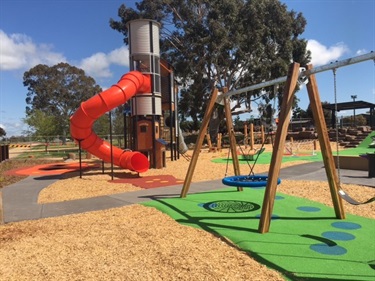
(258, 62, 301, 233)
(261, 125, 265, 144)
(244, 123, 248, 148)
(217, 133, 222, 151)
(305, 64, 345, 218)
(290, 137, 294, 155)
(223, 88, 242, 191)
(180, 88, 219, 197)
(313, 139, 317, 155)
(249, 123, 254, 150)
(0, 191, 4, 224)
(205, 134, 212, 151)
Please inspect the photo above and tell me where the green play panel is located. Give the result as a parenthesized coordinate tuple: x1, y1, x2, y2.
(143, 187, 375, 280)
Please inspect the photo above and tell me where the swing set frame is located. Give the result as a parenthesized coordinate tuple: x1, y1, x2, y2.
(180, 52, 375, 234)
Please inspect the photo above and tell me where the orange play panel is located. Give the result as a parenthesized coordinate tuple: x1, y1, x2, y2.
(6, 162, 100, 176)
(110, 175, 184, 189)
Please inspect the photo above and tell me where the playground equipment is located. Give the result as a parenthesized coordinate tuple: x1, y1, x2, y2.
(71, 19, 189, 171)
(222, 175, 280, 188)
(243, 123, 266, 147)
(284, 138, 317, 156)
(126, 20, 167, 169)
(240, 147, 266, 161)
(180, 51, 375, 234)
(238, 123, 269, 160)
(224, 114, 273, 188)
(205, 133, 222, 152)
(125, 20, 189, 166)
(70, 71, 151, 173)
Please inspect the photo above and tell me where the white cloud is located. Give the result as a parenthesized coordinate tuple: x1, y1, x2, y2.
(79, 52, 112, 78)
(307, 39, 349, 66)
(355, 49, 368, 55)
(0, 120, 28, 137)
(108, 47, 129, 66)
(78, 46, 129, 79)
(0, 30, 66, 71)
(0, 29, 129, 79)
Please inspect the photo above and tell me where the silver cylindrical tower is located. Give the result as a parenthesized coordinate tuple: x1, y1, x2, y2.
(127, 19, 161, 116)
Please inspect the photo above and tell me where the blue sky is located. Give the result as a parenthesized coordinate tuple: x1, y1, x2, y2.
(0, 0, 374, 137)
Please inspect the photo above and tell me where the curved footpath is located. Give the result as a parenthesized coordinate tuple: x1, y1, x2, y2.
(2, 162, 373, 223)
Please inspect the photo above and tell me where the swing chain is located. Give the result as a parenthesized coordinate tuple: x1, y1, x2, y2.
(332, 68, 341, 186)
(331, 66, 375, 206)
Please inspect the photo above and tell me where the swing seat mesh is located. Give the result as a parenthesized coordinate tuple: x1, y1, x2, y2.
(222, 175, 281, 188)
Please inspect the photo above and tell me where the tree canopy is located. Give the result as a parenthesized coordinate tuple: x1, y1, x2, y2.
(110, 0, 311, 131)
(0, 126, 6, 137)
(23, 62, 102, 138)
(23, 110, 59, 142)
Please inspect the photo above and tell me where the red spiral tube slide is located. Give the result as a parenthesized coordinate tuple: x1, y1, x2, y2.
(70, 71, 151, 173)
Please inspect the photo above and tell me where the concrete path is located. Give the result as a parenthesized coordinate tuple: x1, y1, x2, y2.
(2, 162, 373, 223)
(279, 161, 374, 187)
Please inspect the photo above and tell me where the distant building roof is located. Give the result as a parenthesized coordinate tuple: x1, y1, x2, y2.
(322, 100, 375, 127)
(322, 100, 375, 111)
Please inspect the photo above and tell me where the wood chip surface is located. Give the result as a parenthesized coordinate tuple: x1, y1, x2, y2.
(2, 145, 374, 280)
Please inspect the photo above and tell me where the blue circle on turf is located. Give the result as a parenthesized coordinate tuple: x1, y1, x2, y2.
(322, 231, 355, 241)
(275, 195, 284, 200)
(297, 206, 321, 212)
(331, 222, 361, 230)
(310, 243, 347, 255)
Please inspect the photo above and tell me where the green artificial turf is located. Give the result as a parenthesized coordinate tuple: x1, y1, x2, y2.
(334, 132, 375, 156)
(213, 131, 375, 165)
(358, 131, 375, 148)
(143, 187, 375, 280)
(212, 151, 323, 165)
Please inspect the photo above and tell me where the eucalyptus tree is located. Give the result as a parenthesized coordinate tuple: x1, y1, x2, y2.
(23, 109, 58, 144)
(110, 0, 310, 132)
(0, 127, 6, 138)
(23, 62, 102, 141)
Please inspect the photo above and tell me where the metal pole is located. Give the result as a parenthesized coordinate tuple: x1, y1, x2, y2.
(123, 109, 127, 148)
(109, 111, 114, 180)
(351, 95, 357, 127)
(224, 52, 375, 98)
(78, 140, 82, 179)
